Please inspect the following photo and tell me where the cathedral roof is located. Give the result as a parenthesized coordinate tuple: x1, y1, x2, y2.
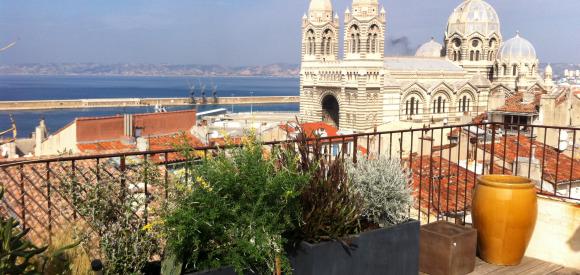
(447, 0, 501, 37)
(415, 38, 443, 58)
(497, 32, 537, 62)
(469, 73, 492, 87)
(384, 57, 463, 72)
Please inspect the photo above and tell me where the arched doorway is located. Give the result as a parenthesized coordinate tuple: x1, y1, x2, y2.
(322, 94, 340, 127)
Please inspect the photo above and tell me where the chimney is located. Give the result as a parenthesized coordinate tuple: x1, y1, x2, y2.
(34, 118, 47, 156)
(124, 114, 133, 137)
(136, 137, 149, 152)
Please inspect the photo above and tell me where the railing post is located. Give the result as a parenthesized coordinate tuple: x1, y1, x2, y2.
(72, 160, 77, 220)
(19, 164, 26, 230)
(143, 154, 149, 225)
(120, 156, 126, 200)
(46, 162, 52, 245)
(489, 123, 496, 174)
(164, 152, 169, 207)
(352, 136, 358, 163)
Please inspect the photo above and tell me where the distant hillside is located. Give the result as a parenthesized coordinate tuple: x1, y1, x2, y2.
(0, 63, 300, 77)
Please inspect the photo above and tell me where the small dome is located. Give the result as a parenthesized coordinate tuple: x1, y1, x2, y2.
(447, 0, 501, 37)
(545, 64, 553, 74)
(309, 0, 333, 12)
(497, 32, 537, 62)
(415, 38, 443, 57)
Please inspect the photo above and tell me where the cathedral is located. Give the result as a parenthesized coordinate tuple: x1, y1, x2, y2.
(299, 0, 552, 132)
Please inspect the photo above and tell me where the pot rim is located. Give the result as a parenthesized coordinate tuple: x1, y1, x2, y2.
(477, 175, 535, 189)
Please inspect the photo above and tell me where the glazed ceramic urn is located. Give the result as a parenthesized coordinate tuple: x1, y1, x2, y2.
(472, 175, 538, 266)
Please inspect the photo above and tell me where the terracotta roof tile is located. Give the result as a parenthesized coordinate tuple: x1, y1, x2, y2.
(479, 135, 580, 184)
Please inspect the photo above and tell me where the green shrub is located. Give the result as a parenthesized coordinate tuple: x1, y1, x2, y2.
(346, 156, 413, 227)
(58, 161, 161, 274)
(164, 137, 308, 274)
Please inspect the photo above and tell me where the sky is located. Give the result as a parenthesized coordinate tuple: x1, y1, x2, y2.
(0, 0, 578, 66)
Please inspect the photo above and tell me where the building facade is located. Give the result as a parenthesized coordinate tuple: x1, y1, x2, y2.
(299, 0, 550, 132)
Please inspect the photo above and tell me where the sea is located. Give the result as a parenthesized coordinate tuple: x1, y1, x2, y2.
(0, 75, 300, 137)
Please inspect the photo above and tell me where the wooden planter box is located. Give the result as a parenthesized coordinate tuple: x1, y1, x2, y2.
(287, 220, 420, 275)
(419, 221, 477, 275)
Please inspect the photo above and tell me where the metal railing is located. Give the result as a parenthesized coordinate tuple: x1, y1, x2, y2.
(1, 122, 579, 244)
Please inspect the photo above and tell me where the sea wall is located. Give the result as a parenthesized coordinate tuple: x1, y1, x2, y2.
(0, 96, 300, 111)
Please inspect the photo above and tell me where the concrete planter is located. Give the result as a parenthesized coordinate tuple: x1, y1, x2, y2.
(287, 220, 420, 275)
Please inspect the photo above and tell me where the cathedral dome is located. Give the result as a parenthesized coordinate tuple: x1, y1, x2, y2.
(447, 0, 500, 37)
(309, 0, 333, 12)
(497, 32, 537, 62)
(415, 38, 443, 57)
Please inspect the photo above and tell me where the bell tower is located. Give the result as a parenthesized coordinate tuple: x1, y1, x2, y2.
(344, 0, 385, 60)
(302, 0, 339, 62)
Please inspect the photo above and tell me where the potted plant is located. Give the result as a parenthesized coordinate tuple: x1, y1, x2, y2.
(162, 136, 309, 275)
(285, 131, 419, 275)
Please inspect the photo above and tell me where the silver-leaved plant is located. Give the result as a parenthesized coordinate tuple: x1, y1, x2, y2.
(346, 155, 414, 227)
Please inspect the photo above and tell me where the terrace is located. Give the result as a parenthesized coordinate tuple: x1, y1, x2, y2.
(1, 121, 579, 274)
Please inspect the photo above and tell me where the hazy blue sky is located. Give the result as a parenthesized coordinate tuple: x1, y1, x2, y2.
(0, 0, 578, 65)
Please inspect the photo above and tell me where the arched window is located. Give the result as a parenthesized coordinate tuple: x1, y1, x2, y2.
(513, 65, 518, 76)
(459, 95, 472, 113)
(322, 29, 334, 56)
(306, 29, 315, 55)
(405, 96, 421, 116)
(470, 51, 475, 61)
(531, 65, 536, 76)
(488, 51, 494, 61)
(349, 25, 361, 54)
(475, 50, 480, 61)
(367, 25, 380, 54)
(453, 51, 458, 61)
(432, 95, 448, 114)
(502, 64, 508, 76)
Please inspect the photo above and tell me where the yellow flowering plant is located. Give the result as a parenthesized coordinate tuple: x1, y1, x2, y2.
(163, 135, 309, 274)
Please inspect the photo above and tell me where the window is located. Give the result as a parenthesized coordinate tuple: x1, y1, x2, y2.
(405, 97, 421, 116)
(513, 65, 518, 76)
(349, 25, 360, 54)
(475, 50, 480, 61)
(503, 64, 508, 76)
(322, 29, 334, 56)
(460, 95, 471, 113)
(367, 25, 380, 54)
(470, 51, 474, 61)
(306, 29, 315, 55)
(432, 95, 447, 114)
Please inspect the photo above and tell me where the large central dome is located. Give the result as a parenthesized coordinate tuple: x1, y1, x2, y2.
(447, 0, 501, 37)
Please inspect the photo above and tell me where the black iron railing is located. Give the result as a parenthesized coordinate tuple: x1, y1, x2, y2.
(1, 122, 579, 244)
